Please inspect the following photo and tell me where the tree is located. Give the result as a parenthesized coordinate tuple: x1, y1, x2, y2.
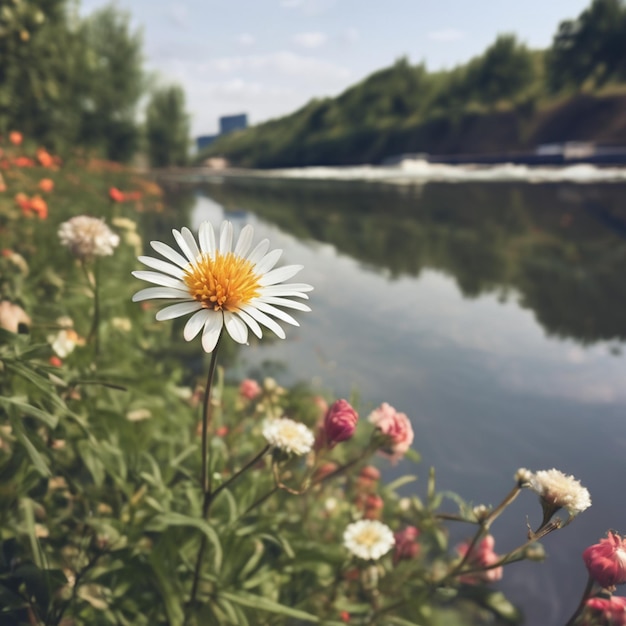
(145, 85, 190, 167)
(77, 4, 145, 160)
(547, 0, 626, 91)
(473, 35, 536, 106)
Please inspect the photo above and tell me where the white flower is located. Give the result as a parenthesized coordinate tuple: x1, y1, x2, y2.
(529, 468, 591, 518)
(58, 216, 120, 259)
(515, 467, 533, 486)
(343, 520, 395, 560)
(262, 417, 315, 456)
(132, 221, 313, 353)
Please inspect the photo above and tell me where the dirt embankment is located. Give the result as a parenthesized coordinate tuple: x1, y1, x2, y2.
(401, 93, 626, 158)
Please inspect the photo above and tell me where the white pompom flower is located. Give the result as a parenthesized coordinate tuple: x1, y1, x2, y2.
(343, 520, 395, 561)
(262, 417, 315, 456)
(132, 221, 313, 352)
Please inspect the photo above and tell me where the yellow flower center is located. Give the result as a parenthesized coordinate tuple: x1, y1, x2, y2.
(183, 251, 260, 312)
(355, 527, 381, 548)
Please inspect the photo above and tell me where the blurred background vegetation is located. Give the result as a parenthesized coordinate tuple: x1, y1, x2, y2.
(3, 0, 626, 168)
(0, 0, 190, 166)
(198, 0, 626, 168)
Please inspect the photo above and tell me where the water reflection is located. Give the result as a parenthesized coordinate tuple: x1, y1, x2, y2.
(198, 178, 626, 345)
(158, 178, 626, 625)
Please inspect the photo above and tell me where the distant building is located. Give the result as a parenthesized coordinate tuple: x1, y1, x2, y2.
(195, 113, 248, 154)
(196, 135, 217, 152)
(219, 113, 248, 135)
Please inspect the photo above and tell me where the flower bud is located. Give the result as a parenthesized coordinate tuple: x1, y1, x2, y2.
(239, 378, 261, 400)
(323, 399, 358, 447)
(583, 531, 626, 588)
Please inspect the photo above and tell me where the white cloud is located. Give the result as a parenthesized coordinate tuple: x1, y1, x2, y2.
(341, 27, 359, 45)
(166, 3, 189, 29)
(280, 0, 337, 14)
(292, 32, 327, 48)
(237, 33, 255, 46)
(202, 51, 350, 80)
(428, 28, 464, 42)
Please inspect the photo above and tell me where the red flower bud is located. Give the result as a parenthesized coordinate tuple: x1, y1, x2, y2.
(323, 399, 358, 447)
(583, 531, 626, 588)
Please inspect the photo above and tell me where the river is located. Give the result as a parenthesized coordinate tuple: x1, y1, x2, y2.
(155, 173, 626, 625)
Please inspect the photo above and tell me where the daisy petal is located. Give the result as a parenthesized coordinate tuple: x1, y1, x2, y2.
(260, 284, 312, 298)
(255, 301, 299, 326)
(241, 305, 286, 339)
(184, 309, 211, 341)
(247, 239, 270, 264)
(236, 309, 263, 338)
(255, 249, 283, 274)
(219, 221, 233, 254)
(132, 271, 187, 290)
(138, 256, 185, 279)
(234, 224, 254, 257)
(181, 227, 201, 259)
(259, 265, 303, 286)
(156, 301, 202, 321)
(224, 312, 249, 344)
(202, 313, 224, 352)
(199, 221, 216, 255)
(172, 229, 197, 263)
(150, 240, 189, 268)
(132, 287, 190, 302)
(258, 296, 311, 312)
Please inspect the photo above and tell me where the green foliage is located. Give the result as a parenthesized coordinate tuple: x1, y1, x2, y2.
(0, 152, 575, 625)
(547, 0, 626, 91)
(0, 1, 145, 161)
(199, 0, 626, 168)
(146, 85, 190, 167)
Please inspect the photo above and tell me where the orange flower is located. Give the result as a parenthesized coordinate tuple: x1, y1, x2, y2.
(49, 356, 62, 367)
(9, 131, 22, 146)
(13, 156, 34, 168)
(29, 195, 48, 219)
(15, 193, 31, 213)
(38, 178, 54, 192)
(36, 148, 54, 168)
(109, 187, 125, 202)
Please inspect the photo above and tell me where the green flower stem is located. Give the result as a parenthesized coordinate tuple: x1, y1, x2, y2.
(564, 574, 595, 626)
(447, 519, 562, 580)
(441, 485, 521, 582)
(187, 333, 222, 616)
(204, 444, 270, 516)
(82, 259, 100, 357)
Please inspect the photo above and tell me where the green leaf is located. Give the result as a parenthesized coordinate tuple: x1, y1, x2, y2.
(219, 590, 320, 623)
(0, 397, 58, 429)
(146, 512, 223, 572)
(10, 417, 49, 477)
(386, 617, 425, 626)
(385, 474, 418, 493)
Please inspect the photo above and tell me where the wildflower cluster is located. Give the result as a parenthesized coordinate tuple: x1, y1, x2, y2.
(0, 147, 611, 626)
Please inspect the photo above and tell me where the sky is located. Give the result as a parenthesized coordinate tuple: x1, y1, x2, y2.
(79, 0, 591, 137)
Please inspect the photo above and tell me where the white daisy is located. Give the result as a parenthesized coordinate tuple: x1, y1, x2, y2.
(529, 468, 591, 518)
(132, 221, 313, 352)
(343, 520, 395, 560)
(58, 216, 120, 259)
(262, 417, 315, 456)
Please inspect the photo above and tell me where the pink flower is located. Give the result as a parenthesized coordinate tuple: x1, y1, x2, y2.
(394, 526, 420, 564)
(583, 532, 626, 588)
(368, 403, 414, 462)
(357, 465, 381, 491)
(323, 399, 358, 447)
(456, 535, 503, 584)
(239, 378, 261, 400)
(583, 596, 626, 625)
